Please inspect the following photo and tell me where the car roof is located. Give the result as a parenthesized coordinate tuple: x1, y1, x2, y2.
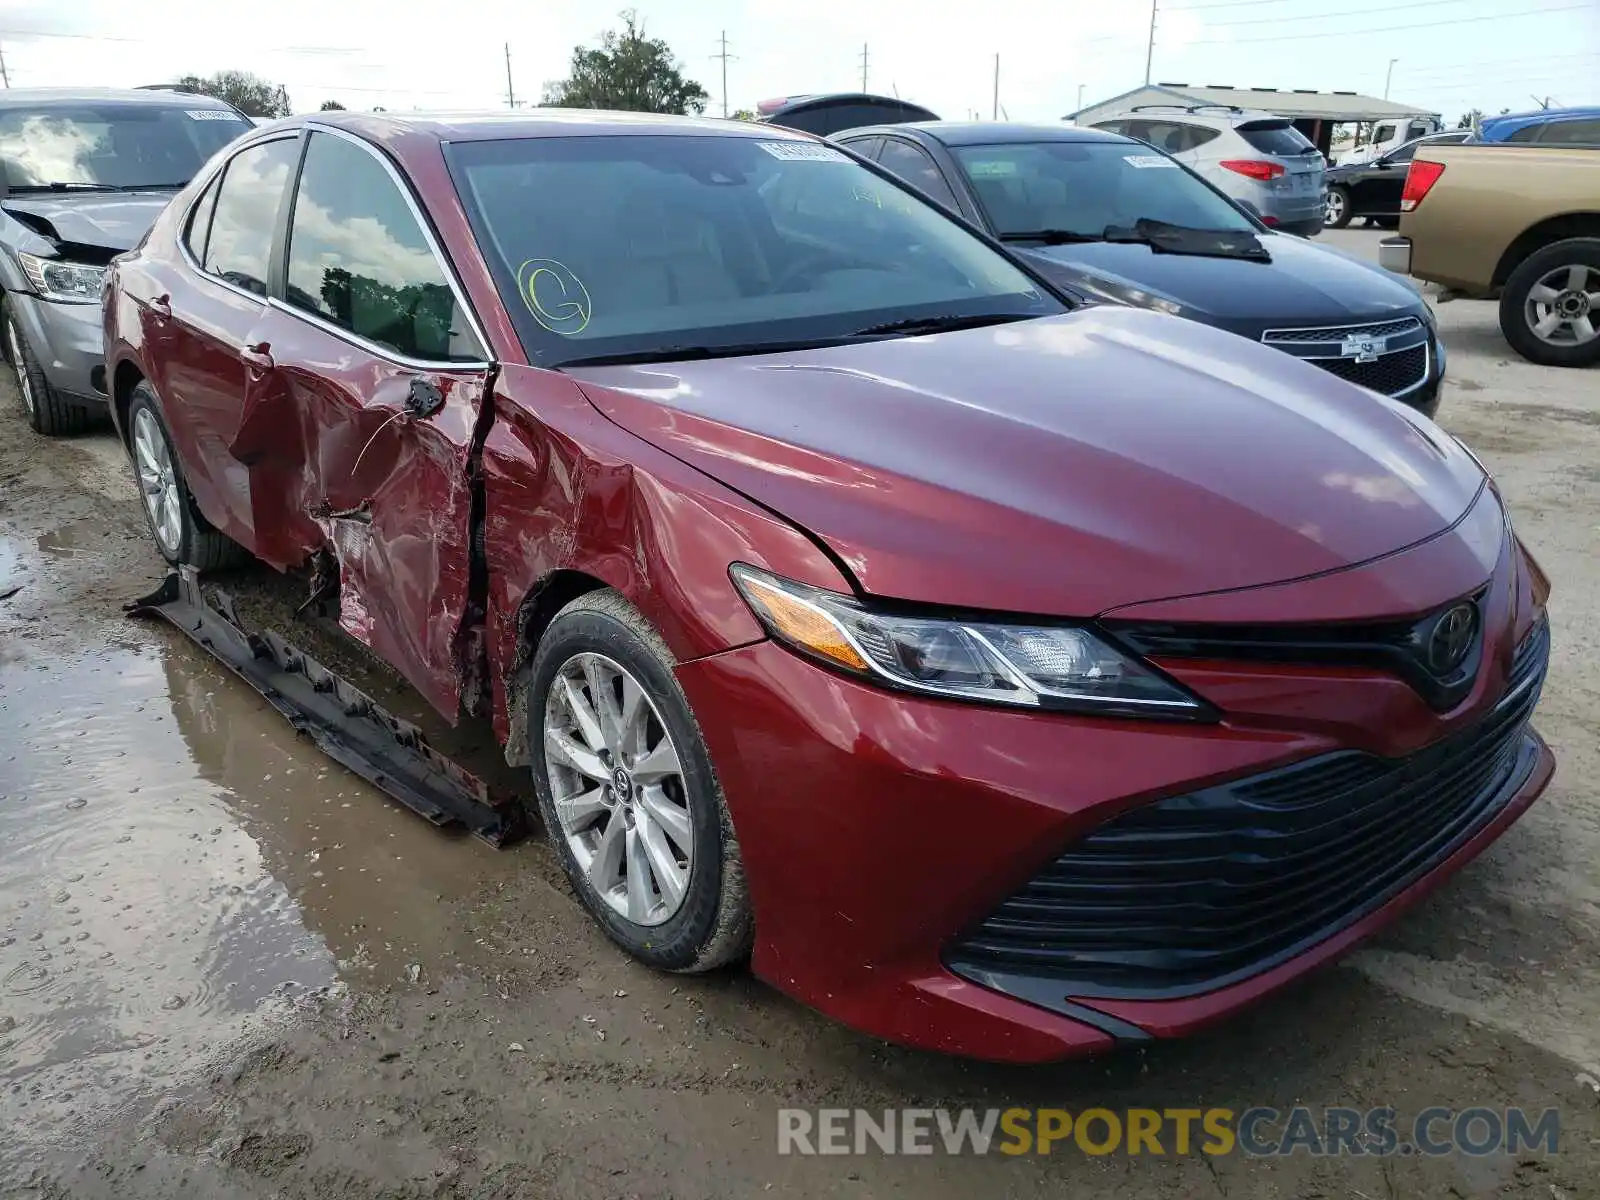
(833, 121, 1134, 147)
(0, 86, 240, 110)
(1101, 105, 1289, 127)
(285, 108, 809, 143)
(1479, 105, 1600, 138)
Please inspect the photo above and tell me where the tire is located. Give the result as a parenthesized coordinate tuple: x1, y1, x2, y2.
(4, 304, 95, 436)
(1499, 238, 1600, 368)
(1324, 186, 1353, 229)
(126, 382, 246, 569)
(527, 589, 753, 973)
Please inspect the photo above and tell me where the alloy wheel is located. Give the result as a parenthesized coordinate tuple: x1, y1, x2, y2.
(132, 407, 183, 556)
(1525, 264, 1600, 347)
(1324, 190, 1346, 227)
(543, 651, 693, 927)
(7, 319, 35, 417)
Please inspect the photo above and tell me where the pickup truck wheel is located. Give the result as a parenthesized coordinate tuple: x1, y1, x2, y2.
(126, 384, 247, 570)
(1323, 186, 1352, 229)
(1500, 239, 1600, 367)
(529, 590, 753, 973)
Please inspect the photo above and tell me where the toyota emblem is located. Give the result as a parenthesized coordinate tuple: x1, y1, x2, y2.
(1426, 603, 1478, 674)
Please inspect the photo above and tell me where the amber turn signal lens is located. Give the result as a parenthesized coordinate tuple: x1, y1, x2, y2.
(734, 572, 871, 673)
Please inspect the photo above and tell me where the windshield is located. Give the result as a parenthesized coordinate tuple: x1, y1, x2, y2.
(0, 102, 251, 189)
(446, 134, 1061, 366)
(950, 140, 1255, 240)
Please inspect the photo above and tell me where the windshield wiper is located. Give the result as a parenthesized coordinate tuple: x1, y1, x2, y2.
(6, 181, 188, 194)
(554, 336, 863, 370)
(850, 312, 1036, 337)
(998, 229, 1104, 245)
(1102, 218, 1270, 261)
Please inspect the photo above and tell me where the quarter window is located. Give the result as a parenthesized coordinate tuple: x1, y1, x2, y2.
(1538, 119, 1600, 146)
(876, 139, 961, 212)
(203, 138, 299, 296)
(184, 174, 221, 262)
(285, 131, 483, 362)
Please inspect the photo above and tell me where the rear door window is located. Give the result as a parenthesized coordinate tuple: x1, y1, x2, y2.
(1236, 120, 1318, 156)
(1538, 119, 1600, 146)
(876, 139, 961, 211)
(203, 137, 300, 296)
(285, 131, 484, 362)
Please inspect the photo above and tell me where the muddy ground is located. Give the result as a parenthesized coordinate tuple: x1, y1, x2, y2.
(2, 229, 1599, 1198)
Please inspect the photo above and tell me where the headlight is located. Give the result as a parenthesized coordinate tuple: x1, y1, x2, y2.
(18, 252, 106, 304)
(730, 564, 1209, 719)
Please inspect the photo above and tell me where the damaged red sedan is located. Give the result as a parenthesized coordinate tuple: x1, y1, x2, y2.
(103, 111, 1554, 1062)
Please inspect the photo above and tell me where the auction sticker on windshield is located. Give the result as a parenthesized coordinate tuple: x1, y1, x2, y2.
(757, 142, 850, 162)
(1124, 155, 1178, 169)
(187, 110, 241, 121)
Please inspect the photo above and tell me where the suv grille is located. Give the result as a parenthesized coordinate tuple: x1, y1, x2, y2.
(946, 620, 1548, 999)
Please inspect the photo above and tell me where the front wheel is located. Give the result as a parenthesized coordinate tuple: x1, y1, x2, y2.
(1499, 238, 1600, 367)
(4, 307, 94, 436)
(528, 589, 753, 973)
(1323, 186, 1353, 229)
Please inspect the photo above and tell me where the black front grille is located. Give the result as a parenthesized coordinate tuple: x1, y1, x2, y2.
(1263, 317, 1422, 344)
(946, 620, 1549, 999)
(1310, 344, 1428, 396)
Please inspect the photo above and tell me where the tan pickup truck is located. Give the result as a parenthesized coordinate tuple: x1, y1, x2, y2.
(1379, 144, 1600, 367)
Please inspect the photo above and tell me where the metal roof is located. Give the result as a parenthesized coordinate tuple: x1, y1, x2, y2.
(1068, 84, 1438, 123)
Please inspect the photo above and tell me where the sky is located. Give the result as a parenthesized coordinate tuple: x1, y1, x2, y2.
(0, 0, 1594, 125)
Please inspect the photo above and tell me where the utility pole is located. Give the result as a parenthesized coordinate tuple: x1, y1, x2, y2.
(1384, 58, 1398, 100)
(992, 54, 999, 120)
(1144, 0, 1158, 86)
(1078, 83, 1086, 112)
(0, 43, 9, 89)
(859, 43, 869, 93)
(712, 31, 737, 118)
(504, 43, 515, 109)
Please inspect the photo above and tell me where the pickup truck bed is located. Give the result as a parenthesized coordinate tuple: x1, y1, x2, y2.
(1381, 144, 1600, 366)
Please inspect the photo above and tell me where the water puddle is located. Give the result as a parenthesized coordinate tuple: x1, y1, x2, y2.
(0, 622, 524, 1155)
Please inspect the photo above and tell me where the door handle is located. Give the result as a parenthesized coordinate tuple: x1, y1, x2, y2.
(148, 293, 172, 320)
(241, 342, 274, 372)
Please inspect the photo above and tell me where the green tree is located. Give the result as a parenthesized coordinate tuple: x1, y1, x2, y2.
(730, 107, 756, 122)
(542, 10, 709, 114)
(175, 71, 290, 117)
(319, 100, 347, 111)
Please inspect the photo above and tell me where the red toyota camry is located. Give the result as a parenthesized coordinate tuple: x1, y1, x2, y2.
(102, 111, 1553, 1062)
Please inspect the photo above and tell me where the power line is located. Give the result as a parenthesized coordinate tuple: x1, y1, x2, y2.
(1177, 5, 1590, 44)
(1195, 0, 1512, 27)
(0, 27, 362, 52)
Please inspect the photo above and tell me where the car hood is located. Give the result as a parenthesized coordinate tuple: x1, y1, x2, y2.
(1015, 234, 1424, 332)
(2, 191, 175, 253)
(571, 307, 1484, 617)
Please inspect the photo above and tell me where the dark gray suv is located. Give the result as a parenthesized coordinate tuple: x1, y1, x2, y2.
(1, 88, 252, 434)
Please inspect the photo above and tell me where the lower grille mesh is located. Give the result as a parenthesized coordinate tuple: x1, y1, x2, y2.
(946, 621, 1549, 998)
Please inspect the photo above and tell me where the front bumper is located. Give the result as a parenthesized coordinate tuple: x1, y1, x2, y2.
(7, 292, 107, 406)
(678, 529, 1550, 1062)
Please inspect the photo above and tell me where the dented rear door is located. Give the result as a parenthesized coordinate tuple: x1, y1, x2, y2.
(241, 127, 496, 722)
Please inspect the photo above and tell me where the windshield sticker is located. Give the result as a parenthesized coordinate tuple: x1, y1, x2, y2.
(517, 258, 592, 336)
(1124, 155, 1178, 169)
(965, 160, 1018, 177)
(851, 185, 883, 208)
(756, 141, 849, 163)
(187, 109, 241, 121)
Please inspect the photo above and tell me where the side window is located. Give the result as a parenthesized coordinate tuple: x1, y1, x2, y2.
(285, 131, 484, 362)
(204, 138, 299, 296)
(1386, 143, 1418, 165)
(876, 139, 961, 212)
(1406, 122, 1430, 140)
(1539, 119, 1600, 146)
(183, 174, 221, 262)
(1372, 123, 1395, 145)
(1093, 121, 1128, 135)
(837, 136, 883, 161)
(1185, 126, 1221, 150)
(1507, 124, 1542, 143)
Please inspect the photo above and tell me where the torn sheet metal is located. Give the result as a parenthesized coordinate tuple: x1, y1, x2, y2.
(127, 568, 521, 847)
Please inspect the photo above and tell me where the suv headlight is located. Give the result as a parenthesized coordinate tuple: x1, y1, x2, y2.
(731, 564, 1210, 719)
(18, 252, 106, 304)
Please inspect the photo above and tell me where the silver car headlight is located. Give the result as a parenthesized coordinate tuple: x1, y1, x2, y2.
(731, 564, 1210, 719)
(18, 252, 106, 304)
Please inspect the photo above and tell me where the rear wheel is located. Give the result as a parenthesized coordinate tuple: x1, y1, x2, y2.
(528, 589, 752, 973)
(1324, 186, 1352, 229)
(1499, 238, 1600, 367)
(126, 383, 245, 569)
(4, 305, 95, 436)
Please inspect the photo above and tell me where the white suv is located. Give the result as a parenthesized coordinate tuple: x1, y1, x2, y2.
(1091, 105, 1326, 236)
